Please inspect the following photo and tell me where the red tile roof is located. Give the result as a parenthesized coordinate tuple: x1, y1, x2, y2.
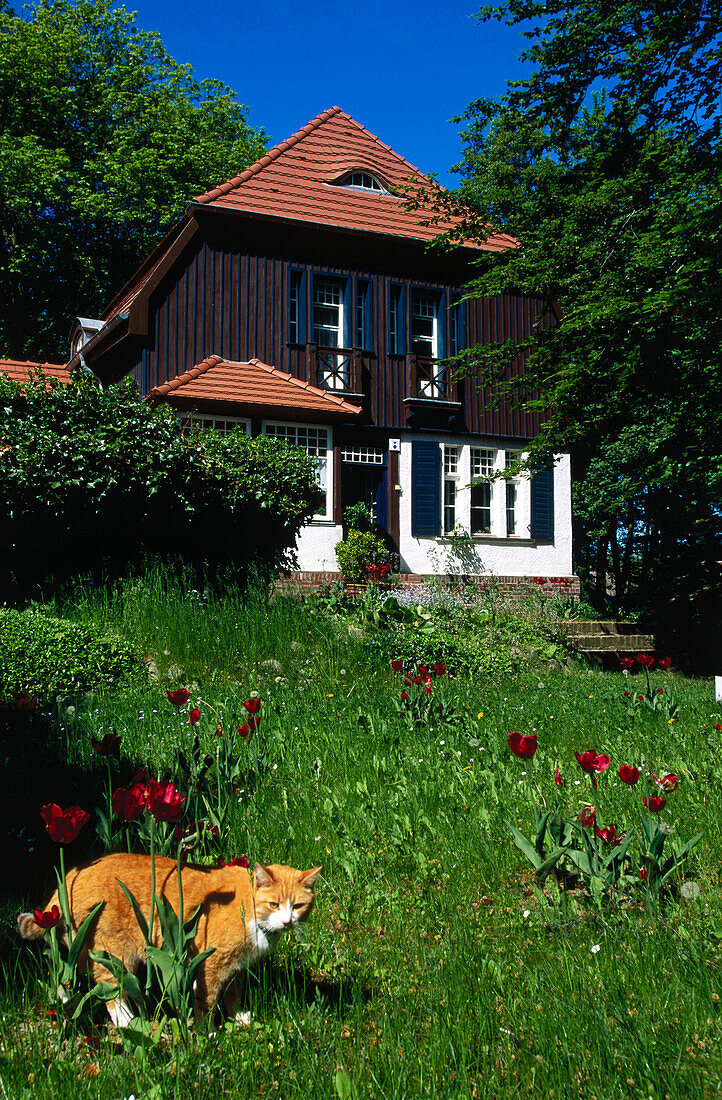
(193, 106, 512, 250)
(0, 359, 71, 386)
(147, 355, 362, 418)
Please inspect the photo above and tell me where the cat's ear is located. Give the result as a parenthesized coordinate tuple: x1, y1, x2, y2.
(300, 866, 322, 889)
(255, 863, 274, 888)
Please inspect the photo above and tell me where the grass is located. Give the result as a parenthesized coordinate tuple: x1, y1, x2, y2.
(1, 570, 720, 1099)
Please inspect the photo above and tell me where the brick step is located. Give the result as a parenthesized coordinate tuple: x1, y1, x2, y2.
(569, 634, 655, 653)
(554, 620, 645, 637)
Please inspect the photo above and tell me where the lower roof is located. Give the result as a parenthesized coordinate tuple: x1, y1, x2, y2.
(146, 355, 362, 419)
(0, 360, 71, 386)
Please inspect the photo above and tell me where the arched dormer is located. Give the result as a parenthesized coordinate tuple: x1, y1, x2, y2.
(330, 170, 392, 194)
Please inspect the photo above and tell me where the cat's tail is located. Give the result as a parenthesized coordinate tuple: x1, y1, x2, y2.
(17, 892, 62, 941)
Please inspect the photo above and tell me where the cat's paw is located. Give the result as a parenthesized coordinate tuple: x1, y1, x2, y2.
(107, 999, 135, 1027)
(234, 1010, 253, 1028)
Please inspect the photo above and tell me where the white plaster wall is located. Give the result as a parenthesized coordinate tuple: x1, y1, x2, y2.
(397, 435, 573, 577)
(294, 522, 343, 571)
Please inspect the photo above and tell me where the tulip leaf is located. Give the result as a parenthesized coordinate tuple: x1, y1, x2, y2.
(534, 844, 571, 884)
(659, 833, 703, 884)
(115, 878, 149, 943)
(506, 820, 541, 870)
(566, 849, 593, 877)
(535, 811, 553, 858)
(66, 901, 105, 970)
(603, 830, 634, 870)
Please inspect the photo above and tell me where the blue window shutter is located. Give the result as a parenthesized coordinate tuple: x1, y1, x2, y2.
(411, 441, 441, 537)
(530, 456, 555, 541)
(388, 283, 405, 354)
(449, 297, 466, 356)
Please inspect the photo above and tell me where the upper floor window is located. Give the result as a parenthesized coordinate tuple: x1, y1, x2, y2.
(313, 279, 344, 348)
(338, 171, 389, 193)
(411, 292, 438, 358)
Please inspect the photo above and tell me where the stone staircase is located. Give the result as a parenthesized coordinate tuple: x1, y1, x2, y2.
(554, 620, 655, 656)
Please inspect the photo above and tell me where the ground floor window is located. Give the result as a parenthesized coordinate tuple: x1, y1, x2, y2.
(443, 445, 460, 533)
(184, 415, 251, 435)
(263, 422, 332, 520)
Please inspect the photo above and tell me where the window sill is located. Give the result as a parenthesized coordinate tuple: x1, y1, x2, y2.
(441, 534, 539, 546)
(309, 518, 338, 527)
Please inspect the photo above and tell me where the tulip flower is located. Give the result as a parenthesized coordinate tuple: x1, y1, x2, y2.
(189, 708, 201, 726)
(40, 804, 90, 844)
(574, 751, 611, 786)
(639, 867, 648, 880)
(112, 783, 147, 821)
(33, 905, 62, 930)
(580, 805, 596, 827)
(659, 773, 679, 792)
(508, 731, 537, 759)
(243, 698, 261, 715)
(618, 764, 640, 786)
(595, 824, 625, 846)
(636, 654, 654, 668)
(657, 657, 672, 670)
(400, 692, 408, 702)
(166, 689, 189, 707)
(390, 659, 404, 672)
(554, 767, 564, 787)
(643, 795, 666, 813)
(714, 724, 722, 732)
(619, 657, 635, 671)
(624, 690, 632, 697)
(145, 779, 186, 823)
(218, 856, 249, 868)
(91, 732, 121, 757)
(433, 664, 447, 676)
(12, 690, 37, 712)
(237, 723, 252, 739)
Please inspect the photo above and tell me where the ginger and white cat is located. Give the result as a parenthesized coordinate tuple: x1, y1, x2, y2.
(18, 853, 321, 1025)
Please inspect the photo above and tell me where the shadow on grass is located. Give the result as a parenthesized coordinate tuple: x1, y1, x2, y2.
(246, 956, 369, 1019)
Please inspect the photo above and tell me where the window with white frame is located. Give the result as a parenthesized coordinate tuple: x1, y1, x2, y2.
(341, 445, 384, 465)
(185, 415, 251, 435)
(443, 445, 460, 534)
(338, 172, 388, 193)
(313, 279, 348, 390)
(470, 447, 495, 534)
(411, 292, 438, 358)
(505, 450, 520, 536)
(263, 423, 332, 520)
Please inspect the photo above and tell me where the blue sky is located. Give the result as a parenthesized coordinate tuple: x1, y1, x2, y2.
(132, 0, 530, 187)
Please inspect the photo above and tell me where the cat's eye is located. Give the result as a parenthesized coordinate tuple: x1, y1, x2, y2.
(293, 903, 304, 910)
(267, 901, 279, 909)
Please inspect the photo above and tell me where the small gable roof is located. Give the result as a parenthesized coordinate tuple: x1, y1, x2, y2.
(0, 359, 71, 386)
(192, 106, 512, 250)
(146, 355, 362, 419)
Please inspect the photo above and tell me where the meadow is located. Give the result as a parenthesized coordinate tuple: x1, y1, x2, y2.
(1, 570, 720, 1099)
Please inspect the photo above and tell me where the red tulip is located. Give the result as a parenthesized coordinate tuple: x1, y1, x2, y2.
(618, 764, 640, 786)
(91, 732, 121, 757)
(619, 657, 635, 671)
(657, 688, 664, 695)
(40, 804, 90, 844)
(714, 724, 722, 732)
(237, 723, 252, 739)
(12, 690, 37, 712)
(643, 795, 666, 813)
(638, 694, 644, 701)
(433, 664, 447, 676)
(636, 654, 654, 668)
(659, 773, 679, 792)
(33, 905, 61, 930)
(657, 657, 672, 670)
(508, 731, 537, 759)
(145, 779, 186, 823)
(247, 714, 260, 732)
(595, 824, 625, 846)
(554, 767, 564, 787)
(112, 783, 147, 821)
(189, 708, 201, 726)
(575, 750, 611, 776)
(390, 659, 404, 672)
(580, 805, 596, 828)
(167, 689, 189, 707)
(243, 698, 261, 715)
(624, 690, 632, 697)
(639, 867, 648, 880)
(424, 683, 432, 696)
(218, 856, 249, 868)
(400, 692, 408, 702)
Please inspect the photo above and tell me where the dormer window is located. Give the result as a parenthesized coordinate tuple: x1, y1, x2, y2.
(338, 171, 389, 194)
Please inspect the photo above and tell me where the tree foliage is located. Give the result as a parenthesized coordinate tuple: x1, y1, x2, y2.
(0, 0, 266, 361)
(427, 1, 722, 656)
(0, 373, 320, 593)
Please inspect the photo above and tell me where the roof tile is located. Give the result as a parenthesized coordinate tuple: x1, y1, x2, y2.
(0, 360, 71, 386)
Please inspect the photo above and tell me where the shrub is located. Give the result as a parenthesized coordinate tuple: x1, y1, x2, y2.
(0, 372, 320, 594)
(0, 608, 140, 705)
(335, 530, 389, 583)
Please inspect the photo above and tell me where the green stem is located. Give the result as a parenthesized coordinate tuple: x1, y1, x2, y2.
(146, 816, 156, 995)
(57, 845, 72, 947)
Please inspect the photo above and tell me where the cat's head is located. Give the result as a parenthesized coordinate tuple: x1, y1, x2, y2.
(253, 863, 322, 935)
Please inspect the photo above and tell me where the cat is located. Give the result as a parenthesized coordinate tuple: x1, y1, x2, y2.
(18, 853, 321, 1026)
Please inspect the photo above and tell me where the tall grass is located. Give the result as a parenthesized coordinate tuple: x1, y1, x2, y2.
(2, 570, 720, 1099)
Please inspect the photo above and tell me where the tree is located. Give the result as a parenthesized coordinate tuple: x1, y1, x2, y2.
(426, 1, 722, 657)
(0, 0, 266, 361)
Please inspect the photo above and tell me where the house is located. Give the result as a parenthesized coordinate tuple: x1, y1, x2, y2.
(59, 106, 573, 591)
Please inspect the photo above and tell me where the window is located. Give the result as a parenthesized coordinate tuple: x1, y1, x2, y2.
(505, 450, 520, 536)
(263, 423, 332, 520)
(338, 171, 388, 193)
(186, 415, 250, 435)
(411, 293, 438, 357)
(443, 445, 460, 534)
(355, 279, 372, 350)
(341, 445, 384, 465)
(288, 270, 305, 345)
(388, 284, 405, 354)
(448, 295, 466, 357)
(313, 278, 348, 390)
(470, 448, 495, 534)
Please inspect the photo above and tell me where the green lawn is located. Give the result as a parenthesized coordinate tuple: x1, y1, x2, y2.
(1, 574, 720, 1099)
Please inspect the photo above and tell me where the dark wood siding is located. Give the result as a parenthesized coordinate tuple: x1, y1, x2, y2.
(139, 213, 544, 438)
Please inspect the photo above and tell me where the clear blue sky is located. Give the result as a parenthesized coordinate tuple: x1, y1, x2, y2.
(132, 0, 530, 187)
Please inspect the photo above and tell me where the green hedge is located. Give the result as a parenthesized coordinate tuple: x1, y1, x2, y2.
(0, 608, 140, 705)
